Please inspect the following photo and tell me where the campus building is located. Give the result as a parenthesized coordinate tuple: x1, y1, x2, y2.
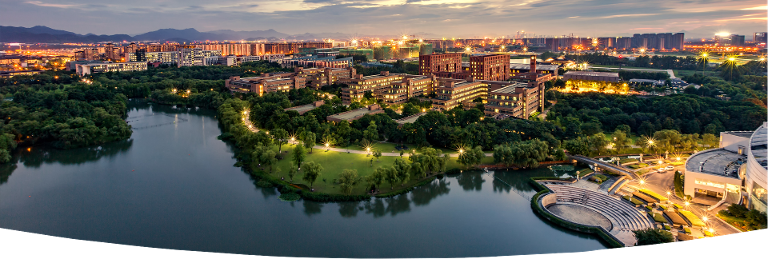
(684, 123, 768, 212)
(430, 78, 488, 111)
(418, 53, 462, 75)
(294, 66, 358, 89)
(468, 54, 510, 81)
(285, 100, 325, 115)
(563, 71, 620, 83)
(75, 61, 148, 76)
(225, 73, 306, 96)
(483, 81, 542, 119)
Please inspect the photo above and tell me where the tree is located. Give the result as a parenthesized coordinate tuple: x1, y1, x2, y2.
(252, 144, 278, 173)
(293, 144, 306, 167)
(458, 146, 484, 168)
(337, 169, 361, 195)
(384, 166, 399, 189)
(633, 228, 674, 246)
(410, 162, 426, 179)
(554, 149, 567, 161)
(288, 163, 299, 182)
(702, 133, 717, 147)
(302, 161, 323, 188)
(393, 159, 411, 186)
(303, 131, 316, 153)
(373, 149, 382, 161)
(272, 128, 289, 154)
(366, 167, 386, 192)
(363, 120, 378, 141)
(612, 129, 630, 152)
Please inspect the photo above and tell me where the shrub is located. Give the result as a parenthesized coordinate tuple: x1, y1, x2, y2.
(683, 227, 691, 234)
(623, 195, 644, 205)
(640, 188, 669, 201)
(633, 228, 674, 246)
(664, 225, 671, 230)
(653, 213, 669, 224)
(620, 158, 638, 164)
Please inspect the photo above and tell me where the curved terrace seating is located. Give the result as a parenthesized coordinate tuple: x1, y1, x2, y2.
(545, 184, 654, 232)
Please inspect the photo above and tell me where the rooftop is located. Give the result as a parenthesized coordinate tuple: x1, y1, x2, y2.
(686, 149, 746, 179)
(509, 63, 559, 71)
(328, 107, 381, 121)
(285, 102, 322, 114)
(491, 82, 528, 94)
(394, 112, 426, 125)
(564, 71, 620, 78)
(724, 131, 755, 138)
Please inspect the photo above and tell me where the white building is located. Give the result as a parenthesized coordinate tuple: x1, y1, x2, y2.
(684, 123, 768, 212)
(75, 61, 147, 76)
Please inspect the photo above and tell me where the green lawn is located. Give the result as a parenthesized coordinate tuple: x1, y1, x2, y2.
(264, 144, 494, 195)
(343, 142, 458, 154)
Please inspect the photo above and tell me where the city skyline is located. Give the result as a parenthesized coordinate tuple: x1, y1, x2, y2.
(0, 0, 766, 39)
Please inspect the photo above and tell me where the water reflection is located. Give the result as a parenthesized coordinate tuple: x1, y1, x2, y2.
(0, 140, 133, 185)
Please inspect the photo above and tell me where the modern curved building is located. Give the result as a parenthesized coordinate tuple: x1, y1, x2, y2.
(745, 122, 767, 212)
(683, 122, 768, 213)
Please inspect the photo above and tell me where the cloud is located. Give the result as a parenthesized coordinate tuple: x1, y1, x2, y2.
(24, 0, 78, 8)
(600, 13, 656, 19)
(741, 5, 767, 10)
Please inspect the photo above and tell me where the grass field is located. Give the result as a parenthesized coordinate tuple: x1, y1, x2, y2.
(263, 144, 494, 195)
(343, 142, 458, 154)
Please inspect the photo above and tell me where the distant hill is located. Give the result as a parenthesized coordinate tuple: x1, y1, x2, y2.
(0, 26, 297, 43)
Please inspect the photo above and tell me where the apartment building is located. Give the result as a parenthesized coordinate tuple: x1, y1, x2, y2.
(469, 54, 510, 81)
(294, 67, 358, 89)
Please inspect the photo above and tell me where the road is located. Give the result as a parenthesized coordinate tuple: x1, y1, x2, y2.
(631, 164, 741, 236)
(590, 66, 677, 79)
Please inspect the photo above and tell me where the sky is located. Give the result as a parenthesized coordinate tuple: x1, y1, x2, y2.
(1, 0, 766, 39)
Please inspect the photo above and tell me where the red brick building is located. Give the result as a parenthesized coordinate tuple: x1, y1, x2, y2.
(469, 54, 510, 81)
(418, 53, 462, 75)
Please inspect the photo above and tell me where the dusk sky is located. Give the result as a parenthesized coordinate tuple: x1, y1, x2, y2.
(1, 0, 766, 39)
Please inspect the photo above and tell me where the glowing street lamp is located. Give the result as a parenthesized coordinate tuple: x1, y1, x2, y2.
(459, 149, 464, 154)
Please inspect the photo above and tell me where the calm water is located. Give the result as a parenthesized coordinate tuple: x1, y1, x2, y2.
(0, 101, 607, 257)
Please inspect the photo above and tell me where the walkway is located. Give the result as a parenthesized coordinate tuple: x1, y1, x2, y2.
(572, 155, 638, 180)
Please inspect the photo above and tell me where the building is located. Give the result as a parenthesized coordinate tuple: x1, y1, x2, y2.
(74, 48, 100, 61)
(419, 53, 462, 75)
(394, 112, 427, 126)
(683, 123, 767, 213)
(563, 71, 620, 83)
(430, 78, 488, 111)
(295, 66, 357, 89)
(225, 72, 306, 96)
(75, 62, 148, 76)
(483, 81, 542, 119)
(327, 104, 385, 123)
(509, 63, 558, 78)
(631, 33, 684, 50)
(338, 71, 405, 105)
(285, 100, 325, 115)
(193, 43, 251, 56)
(177, 48, 222, 67)
(469, 54, 510, 81)
(0, 70, 43, 78)
(754, 32, 767, 45)
(281, 56, 352, 68)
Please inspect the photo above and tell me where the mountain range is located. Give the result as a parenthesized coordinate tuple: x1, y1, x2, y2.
(0, 26, 361, 43)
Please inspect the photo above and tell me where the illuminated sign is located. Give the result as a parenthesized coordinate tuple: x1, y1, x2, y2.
(695, 179, 725, 189)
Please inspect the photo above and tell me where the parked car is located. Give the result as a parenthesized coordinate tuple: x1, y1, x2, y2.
(665, 165, 675, 171)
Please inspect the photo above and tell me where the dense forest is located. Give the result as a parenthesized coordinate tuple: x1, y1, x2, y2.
(0, 85, 132, 162)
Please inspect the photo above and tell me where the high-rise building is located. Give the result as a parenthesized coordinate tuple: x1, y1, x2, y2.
(731, 34, 746, 46)
(754, 32, 767, 44)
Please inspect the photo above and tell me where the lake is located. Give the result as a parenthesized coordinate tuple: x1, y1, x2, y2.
(0, 101, 607, 257)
